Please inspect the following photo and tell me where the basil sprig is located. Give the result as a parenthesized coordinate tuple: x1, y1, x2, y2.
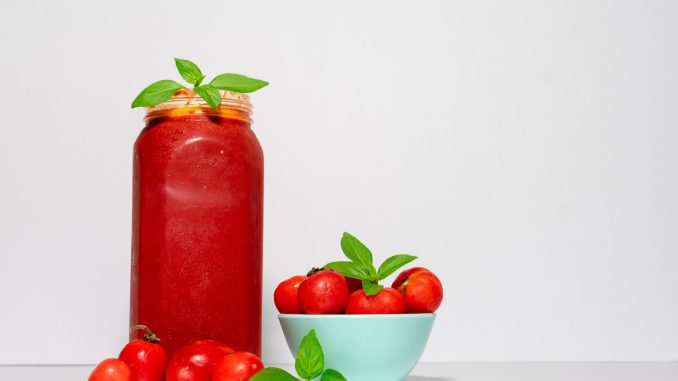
(250, 329, 347, 381)
(174, 58, 205, 85)
(211, 73, 269, 93)
(324, 232, 417, 296)
(131, 58, 268, 109)
(130, 80, 184, 108)
(295, 329, 324, 379)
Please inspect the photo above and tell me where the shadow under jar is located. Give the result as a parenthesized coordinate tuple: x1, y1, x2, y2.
(130, 91, 263, 357)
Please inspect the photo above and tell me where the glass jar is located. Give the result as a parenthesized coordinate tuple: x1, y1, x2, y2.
(130, 91, 263, 357)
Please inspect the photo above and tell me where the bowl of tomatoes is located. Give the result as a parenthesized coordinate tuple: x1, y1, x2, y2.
(274, 248, 444, 381)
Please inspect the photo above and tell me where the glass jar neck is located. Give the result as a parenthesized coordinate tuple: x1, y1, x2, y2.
(144, 90, 252, 123)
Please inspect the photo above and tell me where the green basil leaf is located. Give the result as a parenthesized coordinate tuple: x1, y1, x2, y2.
(340, 232, 373, 267)
(210, 73, 269, 93)
(295, 329, 324, 379)
(174, 57, 204, 85)
(362, 279, 383, 296)
(131, 80, 184, 108)
(195, 74, 206, 87)
(324, 261, 372, 280)
(249, 367, 298, 381)
(195, 85, 222, 109)
(367, 264, 378, 281)
(377, 254, 418, 280)
(320, 368, 348, 381)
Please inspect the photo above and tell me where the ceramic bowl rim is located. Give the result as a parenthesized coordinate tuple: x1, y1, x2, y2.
(278, 313, 435, 320)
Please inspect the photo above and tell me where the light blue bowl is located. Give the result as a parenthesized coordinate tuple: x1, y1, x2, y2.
(279, 314, 435, 381)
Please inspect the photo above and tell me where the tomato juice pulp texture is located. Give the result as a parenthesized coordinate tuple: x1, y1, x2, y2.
(131, 103, 263, 358)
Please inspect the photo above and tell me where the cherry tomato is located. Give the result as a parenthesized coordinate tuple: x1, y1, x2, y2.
(298, 269, 349, 314)
(345, 287, 406, 314)
(119, 325, 167, 381)
(212, 351, 264, 381)
(273, 275, 306, 314)
(392, 267, 443, 313)
(88, 358, 132, 381)
(166, 340, 234, 381)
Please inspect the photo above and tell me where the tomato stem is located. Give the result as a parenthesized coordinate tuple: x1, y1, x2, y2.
(130, 324, 161, 343)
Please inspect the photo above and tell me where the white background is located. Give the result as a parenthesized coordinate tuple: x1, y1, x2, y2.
(1, 0, 677, 365)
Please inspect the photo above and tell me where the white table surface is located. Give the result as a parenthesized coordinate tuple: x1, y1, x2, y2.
(1, 362, 677, 381)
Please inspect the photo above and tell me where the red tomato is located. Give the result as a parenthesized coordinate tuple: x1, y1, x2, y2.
(119, 325, 167, 381)
(273, 275, 306, 314)
(344, 276, 363, 294)
(212, 351, 264, 381)
(88, 358, 132, 381)
(392, 267, 443, 313)
(166, 340, 234, 381)
(298, 269, 349, 314)
(345, 288, 406, 314)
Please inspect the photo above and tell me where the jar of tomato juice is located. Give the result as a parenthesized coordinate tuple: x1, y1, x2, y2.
(130, 90, 263, 357)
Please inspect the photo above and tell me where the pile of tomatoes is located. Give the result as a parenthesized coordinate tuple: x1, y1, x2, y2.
(88, 326, 263, 381)
(274, 267, 443, 315)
